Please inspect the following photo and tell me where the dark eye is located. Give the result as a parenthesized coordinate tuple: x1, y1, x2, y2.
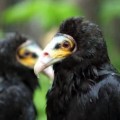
(62, 41, 70, 48)
(23, 50, 31, 57)
(31, 53, 38, 58)
(55, 44, 61, 49)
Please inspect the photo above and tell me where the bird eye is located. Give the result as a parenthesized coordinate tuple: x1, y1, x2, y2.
(23, 50, 31, 57)
(31, 53, 38, 58)
(62, 41, 71, 49)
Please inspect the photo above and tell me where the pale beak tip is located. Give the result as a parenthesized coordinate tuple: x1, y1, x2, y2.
(34, 64, 40, 76)
(44, 67, 54, 80)
(34, 61, 45, 76)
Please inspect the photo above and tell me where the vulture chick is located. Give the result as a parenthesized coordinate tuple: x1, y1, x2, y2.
(34, 17, 120, 120)
(0, 33, 52, 120)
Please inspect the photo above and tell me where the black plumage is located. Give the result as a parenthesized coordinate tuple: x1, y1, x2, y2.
(35, 17, 120, 120)
(0, 33, 39, 120)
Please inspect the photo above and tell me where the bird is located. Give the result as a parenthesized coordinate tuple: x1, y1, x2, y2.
(0, 33, 52, 120)
(34, 17, 120, 120)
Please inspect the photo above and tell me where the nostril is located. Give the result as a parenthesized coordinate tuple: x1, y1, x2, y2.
(43, 52, 49, 56)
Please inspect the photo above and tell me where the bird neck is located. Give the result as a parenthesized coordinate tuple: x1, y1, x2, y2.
(0, 68, 38, 93)
(46, 62, 117, 117)
(53, 63, 117, 94)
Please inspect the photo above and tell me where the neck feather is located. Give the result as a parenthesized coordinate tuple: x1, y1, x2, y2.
(53, 63, 116, 94)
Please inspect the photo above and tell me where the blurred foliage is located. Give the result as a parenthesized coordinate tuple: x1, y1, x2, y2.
(34, 74, 52, 120)
(1, 0, 81, 29)
(106, 37, 120, 71)
(0, 30, 4, 38)
(1, 0, 120, 120)
(100, 0, 120, 24)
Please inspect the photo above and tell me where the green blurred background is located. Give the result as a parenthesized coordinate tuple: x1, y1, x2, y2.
(0, 0, 120, 120)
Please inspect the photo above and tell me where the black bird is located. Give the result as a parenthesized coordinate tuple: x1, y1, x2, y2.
(0, 33, 47, 120)
(34, 17, 120, 120)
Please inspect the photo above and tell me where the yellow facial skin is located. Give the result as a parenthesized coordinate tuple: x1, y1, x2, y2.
(34, 34, 76, 75)
(50, 49, 72, 59)
(43, 34, 76, 59)
(49, 39, 74, 59)
(17, 48, 37, 68)
(16, 41, 41, 69)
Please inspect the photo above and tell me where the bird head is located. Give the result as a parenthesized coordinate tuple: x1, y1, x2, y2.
(16, 37, 54, 79)
(16, 39, 40, 69)
(0, 33, 53, 79)
(34, 17, 110, 75)
(0, 33, 40, 69)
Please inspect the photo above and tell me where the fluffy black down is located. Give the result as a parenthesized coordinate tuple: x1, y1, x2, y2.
(0, 33, 38, 120)
(46, 17, 120, 120)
